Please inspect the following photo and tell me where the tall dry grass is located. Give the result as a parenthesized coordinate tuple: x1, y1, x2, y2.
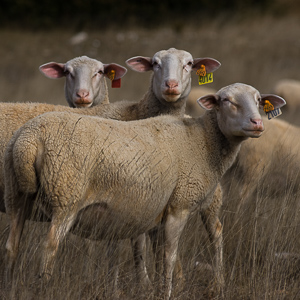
(0, 14, 300, 299)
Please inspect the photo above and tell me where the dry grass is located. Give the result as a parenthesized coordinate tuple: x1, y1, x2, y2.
(0, 14, 300, 299)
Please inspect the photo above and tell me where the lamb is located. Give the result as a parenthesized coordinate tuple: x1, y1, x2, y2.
(0, 48, 221, 287)
(4, 83, 285, 299)
(39, 55, 127, 108)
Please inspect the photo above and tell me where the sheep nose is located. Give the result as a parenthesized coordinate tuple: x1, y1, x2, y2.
(250, 118, 262, 125)
(165, 80, 179, 89)
(76, 90, 89, 98)
(250, 118, 264, 130)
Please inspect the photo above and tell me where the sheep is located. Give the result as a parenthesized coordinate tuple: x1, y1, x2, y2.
(4, 83, 286, 299)
(0, 60, 127, 213)
(273, 79, 300, 126)
(0, 48, 221, 289)
(221, 115, 300, 203)
(1, 47, 220, 213)
(39, 55, 127, 108)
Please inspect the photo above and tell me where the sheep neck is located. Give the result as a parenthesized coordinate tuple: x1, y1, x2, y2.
(98, 79, 110, 105)
(138, 76, 187, 119)
(198, 110, 243, 177)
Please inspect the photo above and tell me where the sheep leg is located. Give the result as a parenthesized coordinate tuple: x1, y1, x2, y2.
(40, 214, 75, 281)
(106, 239, 120, 295)
(131, 233, 151, 287)
(200, 189, 224, 292)
(162, 208, 189, 300)
(5, 197, 28, 284)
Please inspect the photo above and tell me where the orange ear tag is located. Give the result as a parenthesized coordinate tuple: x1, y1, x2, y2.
(264, 100, 282, 120)
(263, 100, 274, 113)
(107, 70, 121, 88)
(196, 65, 213, 85)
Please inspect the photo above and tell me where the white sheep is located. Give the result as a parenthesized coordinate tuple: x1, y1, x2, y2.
(273, 79, 300, 109)
(0, 48, 221, 289)
(221, 115, 300, 202)
(0, 59, 127, 213)
(40, 55, 127, 108)
(273, 79, 300, 125)
(4, 83, 285, 299)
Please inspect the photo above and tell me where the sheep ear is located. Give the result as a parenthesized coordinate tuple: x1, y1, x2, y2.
(193, 58, 221, 73)
(197, 94, 219, 110)
(125, 56, 153, 72)
(39, 62, 66, 78)
(103, 63, 127, 80)
(260, 94, 286, 109)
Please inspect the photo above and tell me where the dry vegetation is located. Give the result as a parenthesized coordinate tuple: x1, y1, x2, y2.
(0, 13, 300, 299)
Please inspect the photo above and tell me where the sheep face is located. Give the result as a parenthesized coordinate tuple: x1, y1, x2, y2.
(197, 83, 286, 141)
(126, 48, 221, 105)
(39, 56, 127, 108)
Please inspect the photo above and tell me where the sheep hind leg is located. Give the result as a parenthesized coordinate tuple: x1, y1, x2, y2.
(201, 188, 224, 294)
(5, 189, 33, 285)
(39, 213, 76, 281)
(5, 196, 29, 286)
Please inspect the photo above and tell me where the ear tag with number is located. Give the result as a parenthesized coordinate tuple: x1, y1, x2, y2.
(107, 70, 121, 88)
(264, 100, 282, 120)
(196, 65, 213, 85)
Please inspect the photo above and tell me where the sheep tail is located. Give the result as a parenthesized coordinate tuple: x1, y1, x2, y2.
(5, 128, 42, 195)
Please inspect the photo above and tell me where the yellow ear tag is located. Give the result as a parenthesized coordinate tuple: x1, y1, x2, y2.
(196, 65, 213, 85)
(264, 100, 282, 120)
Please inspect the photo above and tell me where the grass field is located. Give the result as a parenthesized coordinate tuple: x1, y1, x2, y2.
(0, 13, 300, 299)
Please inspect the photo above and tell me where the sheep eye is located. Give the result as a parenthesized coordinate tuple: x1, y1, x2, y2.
(187, 61, 193, 66)
(64, 70, 70, 76)
(153, 61, 160, 68)
(98, 70, 103, 75)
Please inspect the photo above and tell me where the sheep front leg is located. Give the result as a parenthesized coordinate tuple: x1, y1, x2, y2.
(131, 233, 151, 287)
(40, 214, 75, 281)
(201, 186, 224, 292)
(163, 208, 189, 300)
(106, 239, 120, 295)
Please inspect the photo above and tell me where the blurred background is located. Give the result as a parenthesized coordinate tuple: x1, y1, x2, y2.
(0, 1, 300, 299)
(1, 0, 300, 106)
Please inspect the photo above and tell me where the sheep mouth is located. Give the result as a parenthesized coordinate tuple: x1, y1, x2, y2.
(243, 129, 264, 137)
(75, 99, 93, 108)
(163, 92, 181, 102)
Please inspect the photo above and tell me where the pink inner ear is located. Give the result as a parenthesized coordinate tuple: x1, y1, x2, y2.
(197, 94, 218, 110)
(193, 58, 221, 74)
(126, 57, 152, 72)
(104, 63, 127, 80)
(40, 63, 65, 79)
(261, 94, 286, 109)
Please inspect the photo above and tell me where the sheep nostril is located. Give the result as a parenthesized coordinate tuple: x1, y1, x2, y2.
(165, 80, 179, 89)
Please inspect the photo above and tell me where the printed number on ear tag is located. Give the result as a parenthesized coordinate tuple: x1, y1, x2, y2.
(196, 65, 213, 85)
(264, 100, 282, 120)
